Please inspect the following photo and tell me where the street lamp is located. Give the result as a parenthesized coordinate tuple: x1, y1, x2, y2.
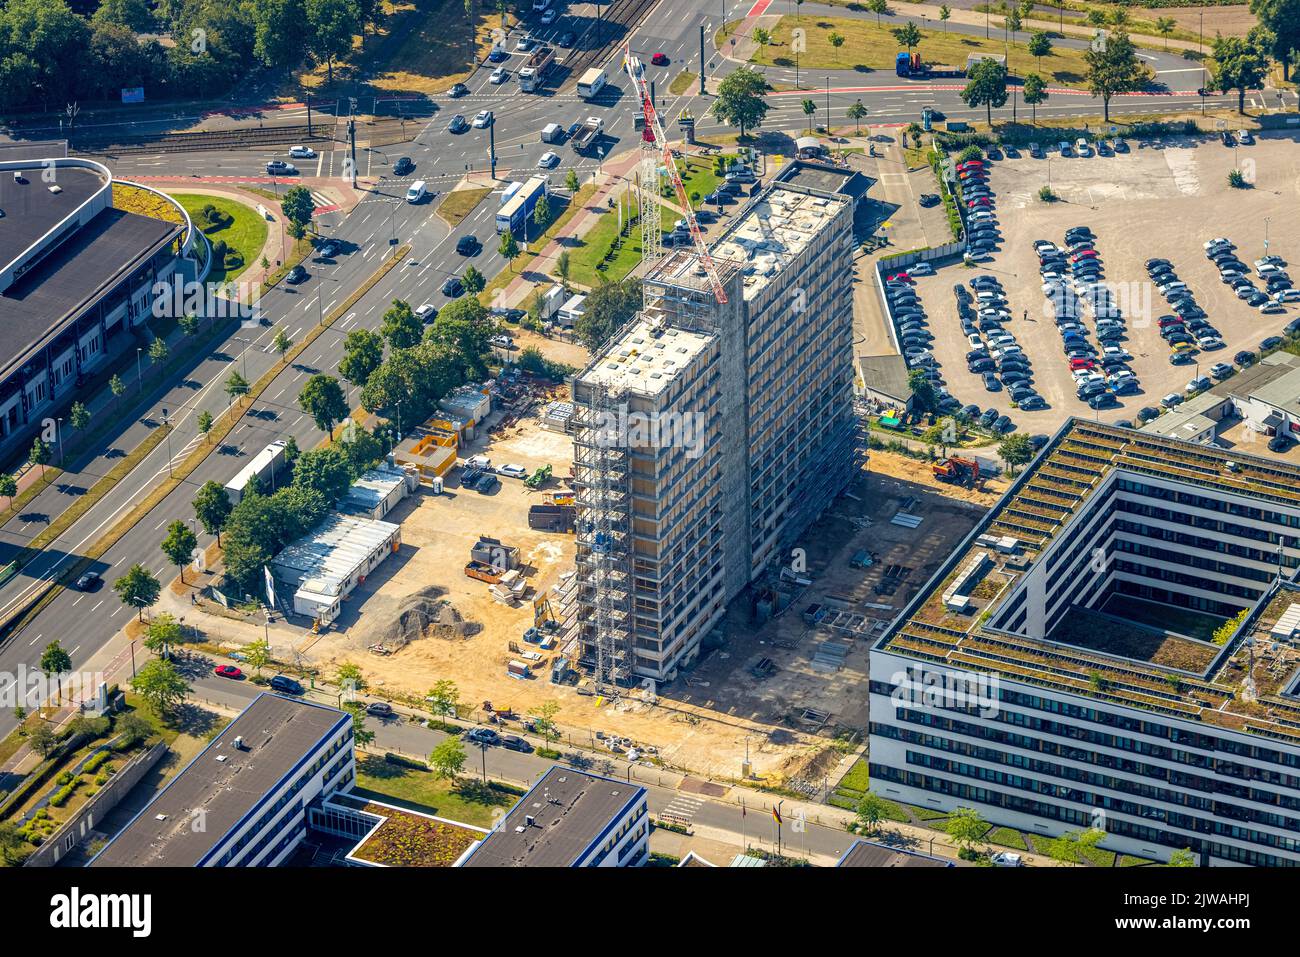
(136, 347, 143, 389)
(162, 407, 173, 476)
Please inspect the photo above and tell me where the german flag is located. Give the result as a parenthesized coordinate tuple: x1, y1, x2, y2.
(772, 806, 782, 825)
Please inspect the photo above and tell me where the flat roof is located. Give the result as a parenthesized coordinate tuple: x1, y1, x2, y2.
(710, 183, 848, 301)
(0, 207, 180, 380)
(576, 312, 715, 396)
(341, 464, 410, 514)
(0, 164, 105, 269)
(837, 839, 953, 867)
(775, 159, 873, 203)
(857, 353, 913, 403)
(92, 694, 349, 866)
(270, 513, 399, 597)
(1230, 353, 1300, 417)
(877, 418, 1300, 744)
(462, 766, 645, 867)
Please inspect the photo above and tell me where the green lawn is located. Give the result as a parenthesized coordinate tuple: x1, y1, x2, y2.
(1099, 593, 1225, 642)
(987, 826, 1029, 850)
(742, 16, 1099, 89)
(354, 754, 517, 828)
(835, 758, 871, 794)
(566, 200, 677, 287)
(171, 193, 268, 284)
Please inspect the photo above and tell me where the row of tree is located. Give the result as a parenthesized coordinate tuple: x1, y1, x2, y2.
(0, 0, 383, 113)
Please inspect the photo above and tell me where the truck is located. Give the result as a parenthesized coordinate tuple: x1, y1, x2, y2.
(895, 50, 964, 79)
(224, 440, 288, 504)
(577, 67, 607, 100)
(570, 116, 603, 154)
(518, 45, 555, 92)
(495, 175, 548, 234)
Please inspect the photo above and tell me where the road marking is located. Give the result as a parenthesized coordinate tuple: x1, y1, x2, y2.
(91, 601, 103, 613)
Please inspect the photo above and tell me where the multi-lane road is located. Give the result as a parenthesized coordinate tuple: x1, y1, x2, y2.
(0, 0, 1274, 733)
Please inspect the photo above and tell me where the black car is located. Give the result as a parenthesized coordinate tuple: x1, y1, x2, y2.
(315, 239, 340, 260)
(1261, 336, 1284, 351)
(269, 675, 304, 695)
(501, 735, 533, 753)
(992, 415, 1013, 434)
(365, 702, 394, 718)
(73, 571, 102, 591)
(286, 264, 308, 284)
(1235, 350, 1257, 367)
(441, 276, 464, 297)
(557, 30, 576, 47)
(1221, 130, 1235, 146)
(456, 234, 478, 255)
(450, 82, 469, 97)
(1269, 435, 1293, 453)
(465, 727, 501, 746)
(979, 408, 999, 427)
(393, 156, 415, 176)
(919, 193, 941, 207)
(694, 209, 717, 223)
(1136, 406, 1160, 422)
(1088, 392, 1119, 409)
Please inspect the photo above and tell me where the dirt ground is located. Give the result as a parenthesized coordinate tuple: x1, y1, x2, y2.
(913, 131, 1300, 434)
(674, 457, 987, 785)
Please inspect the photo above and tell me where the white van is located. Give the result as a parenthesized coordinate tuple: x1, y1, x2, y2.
(541, 123, 563, 144)
(406, 180, 427, 203)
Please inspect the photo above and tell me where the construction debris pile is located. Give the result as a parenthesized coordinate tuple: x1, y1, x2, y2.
(362, 586, 478, 653)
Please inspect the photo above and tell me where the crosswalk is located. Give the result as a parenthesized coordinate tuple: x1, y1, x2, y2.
(658, 794, 704, 829)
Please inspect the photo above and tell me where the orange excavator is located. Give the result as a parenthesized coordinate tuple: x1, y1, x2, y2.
(932, 455, 980, 487)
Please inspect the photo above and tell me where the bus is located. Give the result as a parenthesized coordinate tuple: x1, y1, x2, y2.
(495, 176, 548, 235)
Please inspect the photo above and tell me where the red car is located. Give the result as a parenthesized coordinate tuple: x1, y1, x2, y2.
(651, 52, 669, 66)
(1071, 249, 1098, 261)
(1069, 358, 1095, 370)
(968, 197, 992, 207)
(214, 664, 243, 680)
(887, 272, 913, 283)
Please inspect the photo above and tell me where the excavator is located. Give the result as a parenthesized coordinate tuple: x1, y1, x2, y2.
(932, 455, 980, 487)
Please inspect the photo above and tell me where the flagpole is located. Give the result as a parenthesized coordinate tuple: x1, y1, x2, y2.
(776, 800, 784, 858)
(741, 798, 747, 853)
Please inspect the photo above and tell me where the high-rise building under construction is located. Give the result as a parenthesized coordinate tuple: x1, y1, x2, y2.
(571, 166, 860, 686)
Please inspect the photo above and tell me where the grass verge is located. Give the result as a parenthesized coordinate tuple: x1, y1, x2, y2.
(669, 70, 697, 95)
(436, 186, 493, 227)
(170, 193, 268, 283)
(476, 183, 598, 307)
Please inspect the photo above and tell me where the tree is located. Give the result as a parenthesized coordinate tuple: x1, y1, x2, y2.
(998, 432, 1033, 475)
(961, 57, 1009, 126)
(829, 32, 845, 51)
(498, 230, 520, 270)
(281, 185, 315, 238)
(1041, 827, 1106, 865)
(192, 480, 232, 544)
(564, 168, 580, 192)
(939, 5, 951, 32)
(252, 0, 307, 67)
(462, 265, 486, 296)
(893, 21, 922, 54)
(29, 437, 51, 479)
(1210, 30, 1271, 114)
(1084, 28, 1150, 122)
(907, 368, 938, 415)
(1108, 6, 1129, 27)
(856, 792, 891, 832)
(1022, 72, 1048, 122)
(428, 738, 467, 782)
(1167, 847, 1197, 867)
(529, 699, 561, 748)
(847, 99, 868, 132)
(337, 662, 366, 694)
(143, 613, 182, 659)
(109, 373, 126, 408)
(1154, 16, 1176, 50)
(533, 194, 552, 232)
(225, 370, 250, 406)
(293, 445, 352, 502)
(274, 327, 293, 358)
(304, 0, 358, 82)
(197, 409, 214, 442)
(160, 519, 198, 584)
(28, 722, 58, 759)
(298, 374, 349, 436)
(574, 278, 641, 351)
(116, 711, 153, 749)
(0, 473, 15, 510)
(1028, 30, 1052, 71)
(149, 336, 168, 365)
(341, 701, 375, 749)
(921, 422, 953, 457)
(69, 400, 91, 432)
(0, 821, 25, 864)
(752, 26, 770, 48)
(113, 563, 160, 620)
(132, 658, 191, 719)
(867, 0, 888, 25)
(427, 678, 460, 720)
(944, 806, 989, 854)
(801, 97, 817, 133)
(1005, 10, 1021, 41)
(245, 637, 271, 675)
(40, 641, 72, 701)
(710, 67, 770, 138)
(179, 311, 200, 337)
(339, 328, 384, 387)
(426, 296, 495, 380)
(556, 250, 572, 289)
(1250, 0, 1300, 81)
(380, 299, 421, 350)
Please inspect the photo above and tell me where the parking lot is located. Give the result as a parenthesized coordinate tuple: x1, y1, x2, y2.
(903, 131, 1300, 435)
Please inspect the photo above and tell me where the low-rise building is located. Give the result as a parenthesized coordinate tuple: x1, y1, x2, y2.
(339, 463, 417, 520)
(836, 839, 953, 868)
(90, 694, 354, 867)
(459, 766, 649, 867)
(269, 514, 401, 622)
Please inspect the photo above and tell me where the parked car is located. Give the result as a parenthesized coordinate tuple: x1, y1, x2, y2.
(501, 735, 533, 753)
(366, 702, 394, 718)
(465, 727, 501, 746)
(498, 463, 528, 479)
(269, 675, 303, 695)
(214, 665, 243, 679)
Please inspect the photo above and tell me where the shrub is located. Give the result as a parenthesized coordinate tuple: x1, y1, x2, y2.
(1228, 169, 1249, 189)
(56, 771, 74, 786)
(83, 750, 111, 774)
(1038, 185, 1057, 202)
